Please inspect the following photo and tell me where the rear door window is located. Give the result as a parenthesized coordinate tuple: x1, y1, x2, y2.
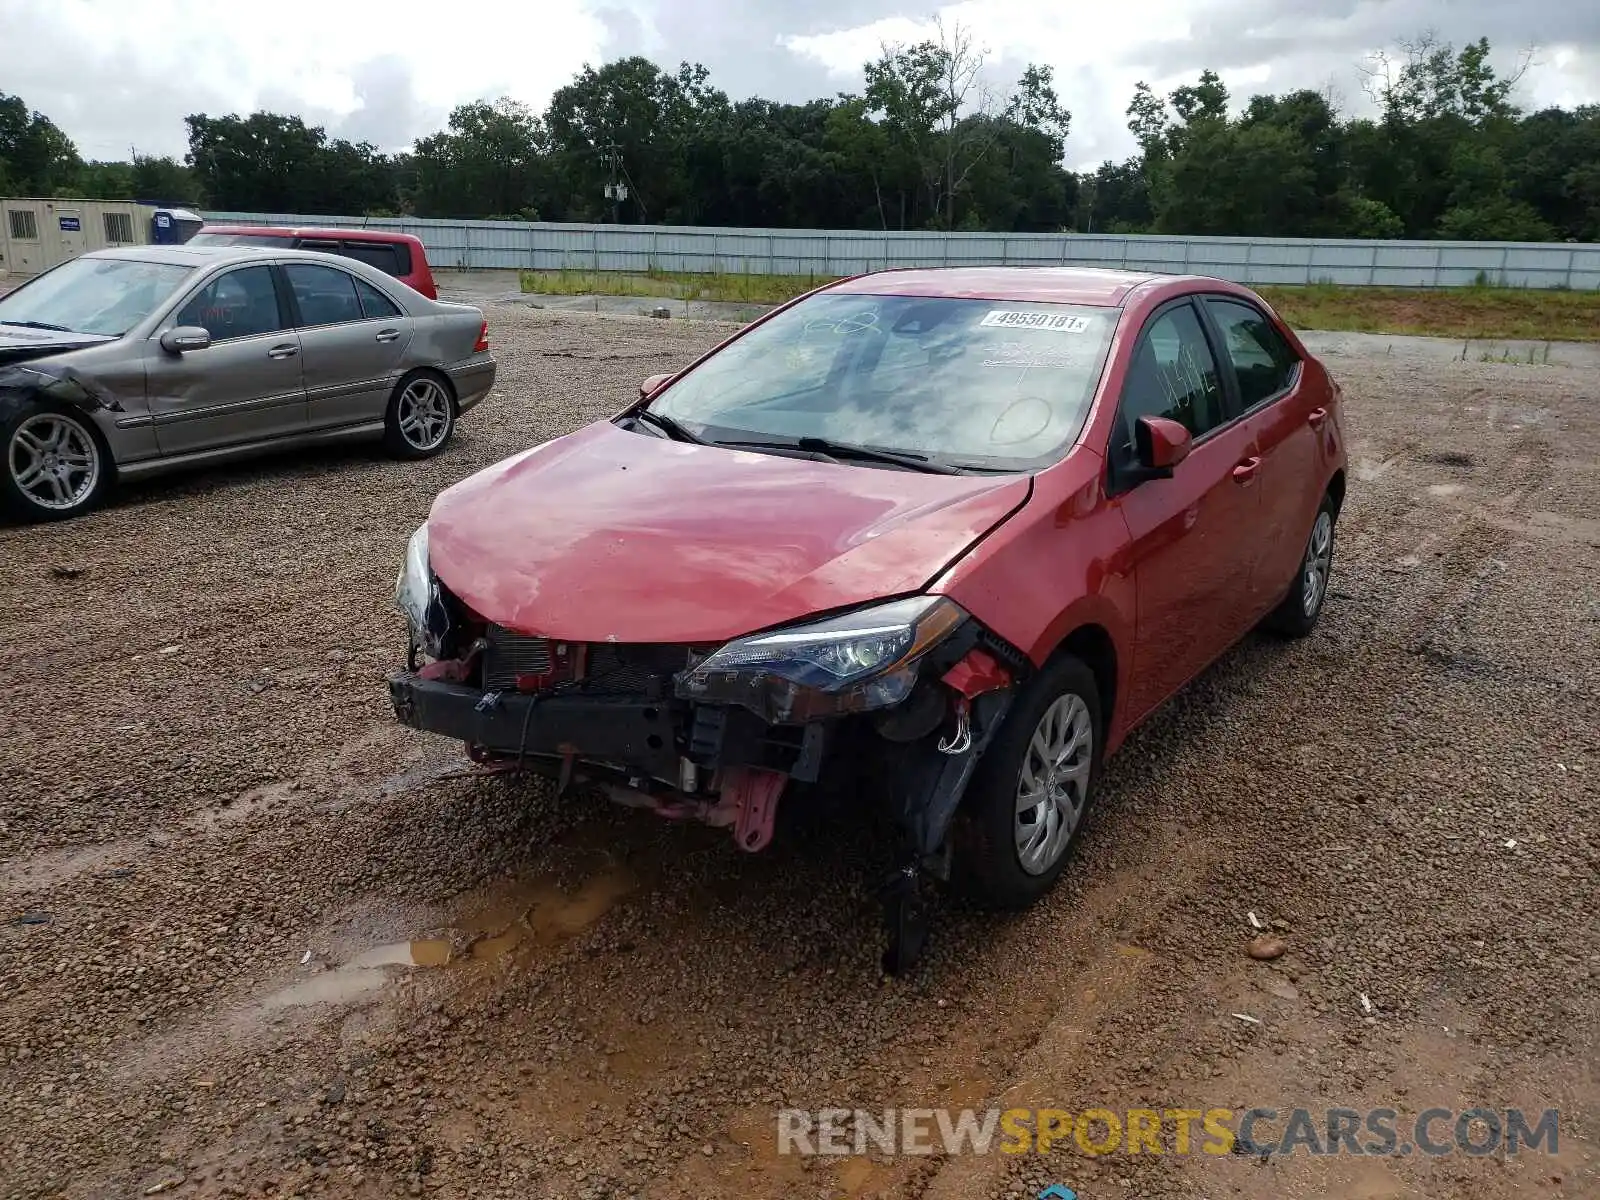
(283, 262, 365, 327)
(1203, 298, 1300, 410)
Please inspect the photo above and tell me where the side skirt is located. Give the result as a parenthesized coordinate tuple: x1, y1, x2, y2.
(116, 421, 386, 480)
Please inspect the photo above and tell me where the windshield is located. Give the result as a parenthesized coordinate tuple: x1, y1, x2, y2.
(0, 256, 195, 337)
(185, 233, 291, 247)
(645, 293, 1118, 471)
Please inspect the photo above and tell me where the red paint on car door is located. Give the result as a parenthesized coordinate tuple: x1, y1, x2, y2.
(1201, 295, 1324, 616)
(1117, 420, 1263, 722)
(1105, 300, 1265, 725)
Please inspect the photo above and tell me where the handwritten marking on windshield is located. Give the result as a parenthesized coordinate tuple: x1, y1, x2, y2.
(803, 311, 881, 335)
(979, 342, 1087, 369)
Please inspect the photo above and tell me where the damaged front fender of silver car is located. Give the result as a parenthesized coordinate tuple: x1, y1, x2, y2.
(0, 357, 124, 422)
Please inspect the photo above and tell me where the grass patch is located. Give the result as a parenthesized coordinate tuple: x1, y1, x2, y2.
(520, 268, 1600, 342)
(519, 268, 833, 305)
(1257, 283, 1600, 342)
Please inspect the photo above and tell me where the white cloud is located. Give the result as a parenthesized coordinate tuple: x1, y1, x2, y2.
(10, 0, 610, 157)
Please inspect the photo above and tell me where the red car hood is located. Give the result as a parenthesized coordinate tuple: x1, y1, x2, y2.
(427, 421, 1031, 644)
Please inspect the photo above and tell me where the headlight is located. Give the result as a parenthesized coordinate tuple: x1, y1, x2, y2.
(394, 522, 450, 659)
(677, 596, 967, 723)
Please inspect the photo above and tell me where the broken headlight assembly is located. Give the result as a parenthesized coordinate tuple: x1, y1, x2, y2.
(393, 522, 453, 660)
(676, 595, 967, 724)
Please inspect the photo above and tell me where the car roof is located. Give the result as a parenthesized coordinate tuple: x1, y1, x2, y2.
(201, 224, 422, 245)
(77, 244, 414, 275)
(80, 243, 281, 267)
(827, 266, 1164, 307)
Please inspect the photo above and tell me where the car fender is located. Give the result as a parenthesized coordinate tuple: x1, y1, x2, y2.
(929, 449, 1137, 745)
(0, 359, 122, 418)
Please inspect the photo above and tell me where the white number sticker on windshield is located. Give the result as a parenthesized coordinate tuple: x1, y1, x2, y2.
(978, 310, 1090, 333)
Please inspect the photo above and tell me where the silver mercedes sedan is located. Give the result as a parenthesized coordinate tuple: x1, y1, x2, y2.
(0, 244, 496, 522)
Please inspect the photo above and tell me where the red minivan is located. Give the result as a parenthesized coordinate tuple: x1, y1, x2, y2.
(186, 226, 440, 299)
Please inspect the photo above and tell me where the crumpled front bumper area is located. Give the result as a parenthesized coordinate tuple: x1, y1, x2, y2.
(387, 671, 681, 779)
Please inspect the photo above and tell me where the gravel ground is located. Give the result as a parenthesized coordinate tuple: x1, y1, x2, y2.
(1, 305, 1596, 1200)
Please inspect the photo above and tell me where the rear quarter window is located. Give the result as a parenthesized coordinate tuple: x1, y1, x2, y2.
(338, 240, 410, 277)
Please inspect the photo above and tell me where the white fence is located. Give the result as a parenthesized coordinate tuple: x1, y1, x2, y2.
(204, 211, 1600, 289)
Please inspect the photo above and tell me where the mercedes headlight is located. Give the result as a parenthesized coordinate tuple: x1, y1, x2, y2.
(393, 522, 451, 659)
(677, 596, 967, 723)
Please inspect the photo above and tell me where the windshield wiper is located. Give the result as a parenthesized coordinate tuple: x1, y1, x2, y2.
(713, 435, 964, 475)
(1, 319, 76, 333)
(628, 408, 705, 444)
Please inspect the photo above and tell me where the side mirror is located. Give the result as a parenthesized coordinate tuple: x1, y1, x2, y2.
(160, 326, 211, 354)
(1135, 416, 1191, 475)
(639, 372, 673, 399)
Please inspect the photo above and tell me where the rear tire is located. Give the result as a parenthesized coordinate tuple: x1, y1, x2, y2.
(2, 403, 110, 523)
(952, 653, 1104, 910)
(383, 370, 456, 460)
(1264, 494, 1337, 638)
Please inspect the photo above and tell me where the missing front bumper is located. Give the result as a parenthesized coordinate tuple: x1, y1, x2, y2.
(388, 671, 681, 779)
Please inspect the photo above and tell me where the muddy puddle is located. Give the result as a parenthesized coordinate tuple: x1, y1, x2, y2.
(253, 859, 637, 1015)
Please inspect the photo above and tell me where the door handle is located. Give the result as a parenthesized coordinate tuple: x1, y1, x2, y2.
(1308, 407, 1328, 429)
(1232, 456, 1262, 484)
(267, 344, 299, 360)
(374, 328, 401, 343)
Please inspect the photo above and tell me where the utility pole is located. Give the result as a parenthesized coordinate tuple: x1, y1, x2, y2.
(601, 138, 628, 224)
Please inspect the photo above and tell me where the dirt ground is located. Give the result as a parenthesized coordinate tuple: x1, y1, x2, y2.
(1, 306, 1596, 1200)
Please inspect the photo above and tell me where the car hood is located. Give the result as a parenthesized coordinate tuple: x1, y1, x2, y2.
(427, 420, 1032, 644)
(0, 329, 115, 366)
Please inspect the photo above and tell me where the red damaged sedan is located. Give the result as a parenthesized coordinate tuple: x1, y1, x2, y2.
(388, 267, 1347, 971)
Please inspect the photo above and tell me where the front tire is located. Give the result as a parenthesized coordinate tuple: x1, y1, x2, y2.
(953, 654, 1104, 910)
(1264, 494, 1336, 638)
(2, 404, 109, 522)
(383, 370, 456, 460)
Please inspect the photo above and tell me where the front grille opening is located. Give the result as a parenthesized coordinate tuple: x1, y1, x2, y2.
(481, 627, 696, 696)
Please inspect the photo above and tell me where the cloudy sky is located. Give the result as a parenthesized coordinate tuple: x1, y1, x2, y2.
(6, 0, 1598, 173)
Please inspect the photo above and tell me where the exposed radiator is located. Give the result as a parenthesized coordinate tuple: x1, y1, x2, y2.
(482, 624, 553, 690)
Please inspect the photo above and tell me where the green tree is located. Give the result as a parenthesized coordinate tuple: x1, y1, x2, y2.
(1157, 120, 1319, 236)
(75, 161, 136, 199)
(0, 92, 82, 194)
(131, 155, 201, 205)
(188, 112, 324, 211)
(544, 57, 727, 223)
(411, 98, 547, 219)
(864, 20, 1070, 230)
(1355, 33, 1531, 236)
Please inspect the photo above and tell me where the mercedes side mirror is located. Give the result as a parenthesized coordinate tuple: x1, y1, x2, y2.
(160, 326, 212, 355)
(639, 372, 673, 399)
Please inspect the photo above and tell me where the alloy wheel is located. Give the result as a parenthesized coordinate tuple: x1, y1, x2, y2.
(1014, 692, 1094, 876)
(9, 413, 100, 512)
(1302, 510, 1333, 617)
(397, 378, 452, 451)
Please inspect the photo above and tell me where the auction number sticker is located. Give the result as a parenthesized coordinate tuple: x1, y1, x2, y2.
(979, 309, 1090, 333)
